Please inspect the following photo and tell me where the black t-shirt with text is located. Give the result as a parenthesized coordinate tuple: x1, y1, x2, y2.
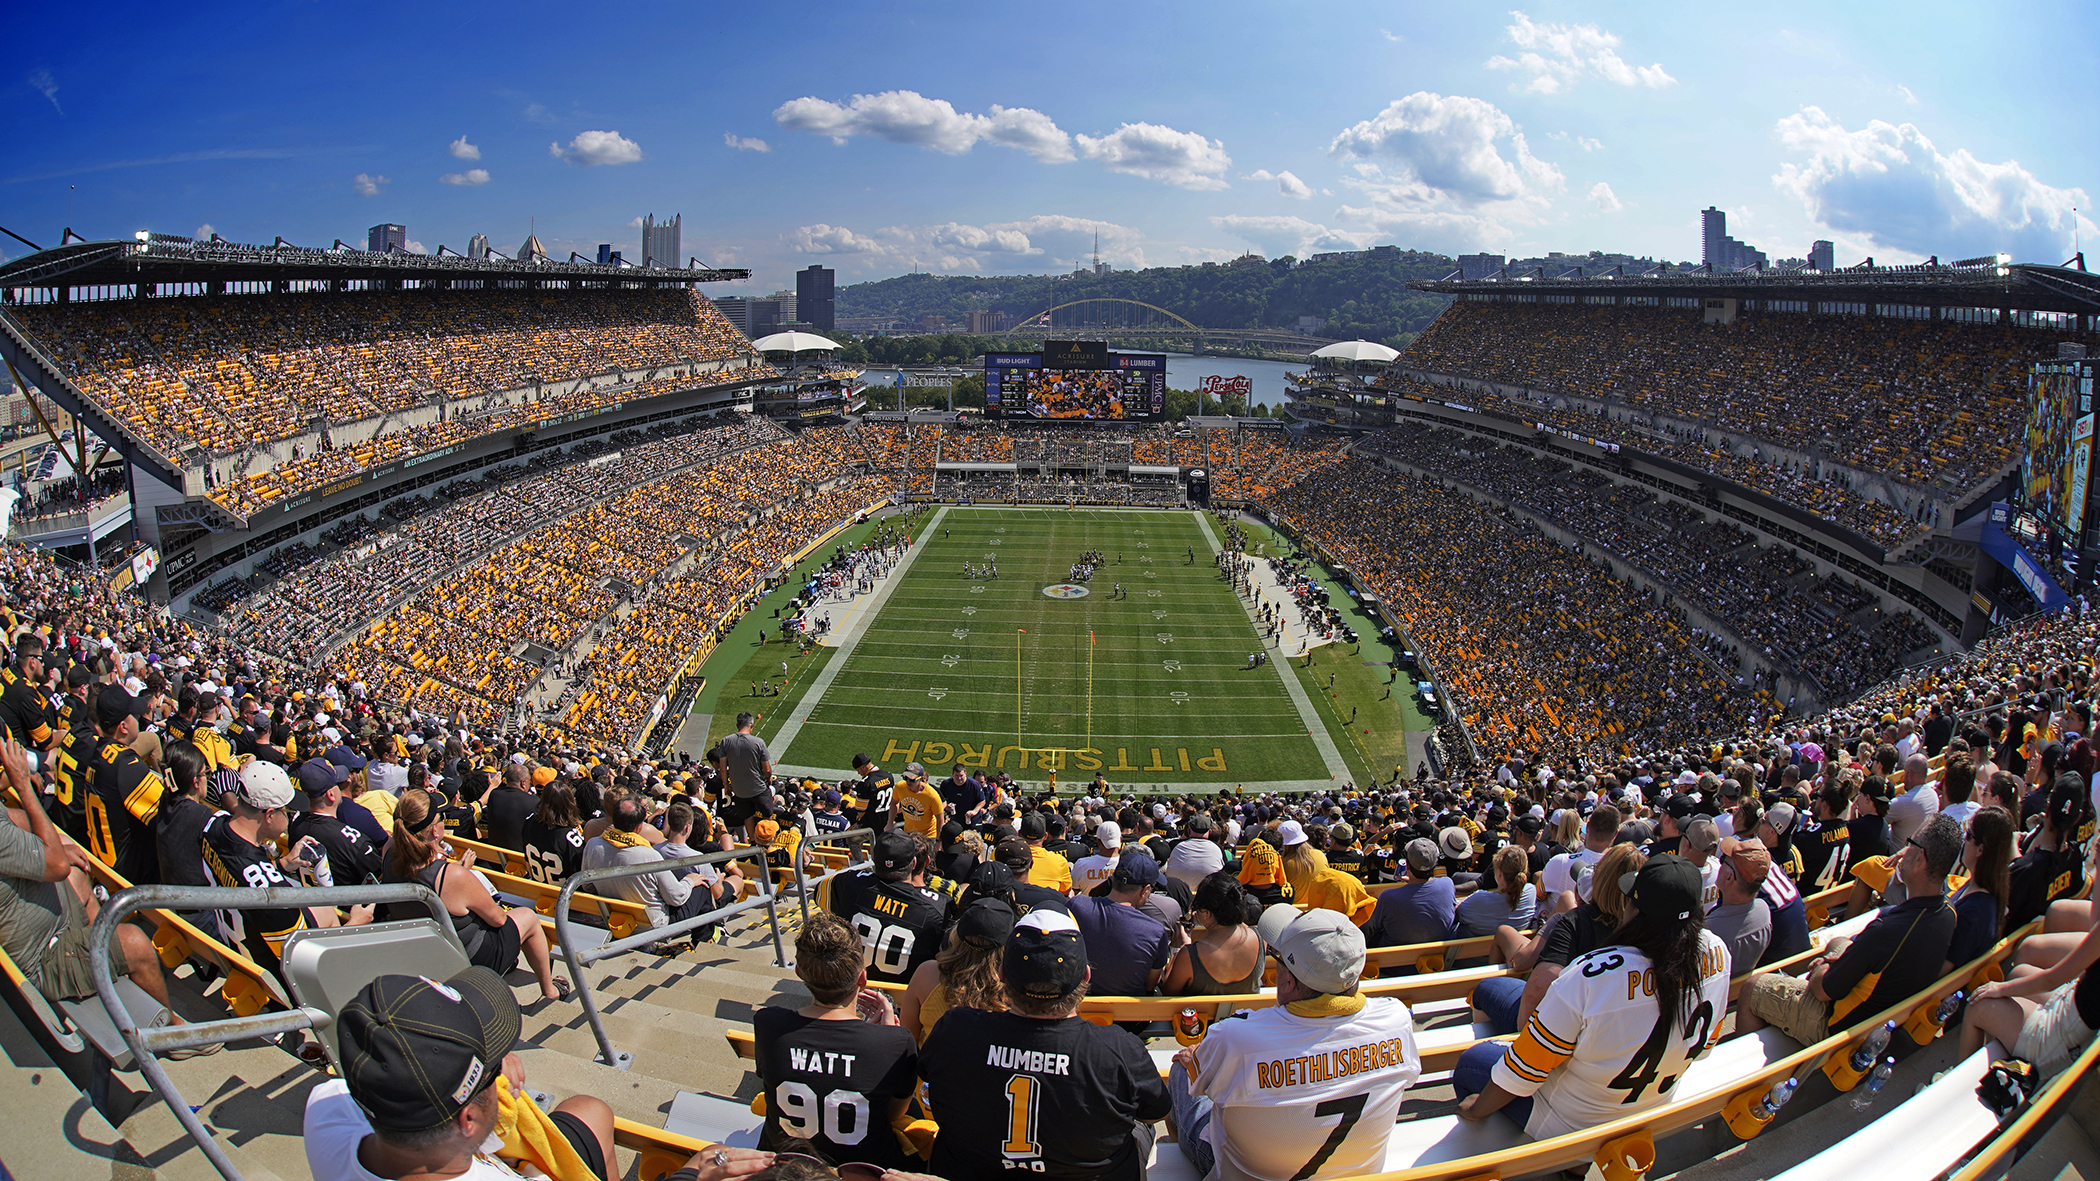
(522, 818, 587, 884)
(288, 809, 386, 885)
(201, 815, 306, 969)
(752, 1008, 918, 1170)
(921, 1008, 1171, 1181)
(1796, 818, 1852, 892)
(827, 869, 951, 984)
(83, 737, 165, 886)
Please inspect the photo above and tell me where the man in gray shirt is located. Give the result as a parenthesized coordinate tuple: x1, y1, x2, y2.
(1706, 838, 1773, 973)
(717, 712, 775, 841)
(581, 797, 713, 939)
(1887, 753, 1941, 849)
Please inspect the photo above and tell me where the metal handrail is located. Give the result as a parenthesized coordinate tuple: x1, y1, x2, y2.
(791, 823, 876, 927)
(88, 882, 454, 1181)
(555, 842, 786, 1071)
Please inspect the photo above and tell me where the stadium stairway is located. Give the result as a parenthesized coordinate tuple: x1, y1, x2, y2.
(0, 911, 801, 1181)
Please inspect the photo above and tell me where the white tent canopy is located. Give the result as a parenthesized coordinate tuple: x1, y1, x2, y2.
(750, 331, 843, 353)
(1310, 339, 1399, 363)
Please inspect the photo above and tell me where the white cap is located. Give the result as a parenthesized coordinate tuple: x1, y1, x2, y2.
(235, 759, 296, 810)
(1275, 819, 1309, 847)
(1095, 821, 1122, 849)
(1257, 904, 1366, 994)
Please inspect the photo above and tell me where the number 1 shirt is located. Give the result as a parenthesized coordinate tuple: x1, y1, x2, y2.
(920, 1008, 1170, 1181)
(1490, 929, 1732, 1141)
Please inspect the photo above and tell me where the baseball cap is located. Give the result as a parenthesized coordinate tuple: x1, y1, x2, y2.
(1723, 837, 1772, 888)
(1111, 849, 1162, 888)
(1620, 853, 1704, 924)
(874, 829, 918, 876)
(1683, 817, 1720, 853)
(1438, 827, 1473, 862)
(994, 835, 1033, 873)
(1004, 910, 1088, 1000)
(1663, 794, 1696, 821)
(297, 758, 349, 795)
(1764, 801, 1798, 838)
(531, 765, 557, 787)
(1404, 837, 1439, 875)
(957, 898, 1016, 950)
(1275, 820, 1309, 847)
(1019, 813, 1047, 839)
(1256, 904, 1366, 995)
(821, 788, 842, 806)
(236, 759, 296, 810)
(1095, 820, 1123, 849)
(903, 761, 927, 779)
(339, 968, 520, 1131)
(94, 685, 146, 729)
(1331, 821, 1356, 845)
(1514, 815, 1544, 837)
(970, 861, 1019, 896)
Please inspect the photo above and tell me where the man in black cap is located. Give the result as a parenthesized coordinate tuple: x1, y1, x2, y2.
(995, 835, 1074, 918)
(302, 967, 619, 1181)
(79, 685, 166, 885)
(1648, 794, 1697, 857)
(289, 759, 385, 887)
(920, 909, 1170, 1180)
(826, 829, 952, 985)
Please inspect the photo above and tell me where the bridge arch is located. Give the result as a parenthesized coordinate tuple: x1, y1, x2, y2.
(1003, 297, 1204, 336)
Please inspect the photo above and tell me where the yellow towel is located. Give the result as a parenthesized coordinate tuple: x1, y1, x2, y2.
(493, 1075, 595, 1181)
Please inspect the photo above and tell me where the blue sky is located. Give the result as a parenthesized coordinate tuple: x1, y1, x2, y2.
(7, 0, 2097, 293)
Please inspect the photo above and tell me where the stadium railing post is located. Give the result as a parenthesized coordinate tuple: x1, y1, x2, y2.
(87, 882, 456, 1181)
(557, 843, 787, 1071)
(792, 824, 876, 928)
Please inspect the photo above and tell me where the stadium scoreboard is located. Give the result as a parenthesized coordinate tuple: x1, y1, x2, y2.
(2024, 357, 2096, 545)
(984, 340, 1167, 421)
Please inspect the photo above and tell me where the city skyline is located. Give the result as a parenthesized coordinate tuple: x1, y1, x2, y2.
(6, 0, 2096, 294)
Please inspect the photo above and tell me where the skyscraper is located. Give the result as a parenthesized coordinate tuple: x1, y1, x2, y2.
(467, 233, 490, 260)
(642, 213, 681, 269)
(595, 244, 623, 265)
(796, 264, 835, 331)
(1699, 207, 1768, 270)
(1809, 240, 1836, 271)
(368, 224, 406, 253)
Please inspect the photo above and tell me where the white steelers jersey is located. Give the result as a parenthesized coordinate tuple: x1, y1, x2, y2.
(1186, 995, 1422, 1181)
(1491, 930, 1731, 1141)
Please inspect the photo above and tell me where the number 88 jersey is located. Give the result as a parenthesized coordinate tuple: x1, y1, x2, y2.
(1490, 929, 1732, 1141)
(826, 868, 953, 985)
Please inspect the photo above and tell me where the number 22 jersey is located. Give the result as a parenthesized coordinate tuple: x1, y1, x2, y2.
(1490, 930, 1731, 1141)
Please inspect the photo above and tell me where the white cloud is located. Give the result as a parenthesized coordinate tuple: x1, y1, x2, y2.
(1329, 92, 1562, 208)
(1076, 123, 1231, 189)
(448, 136, 480, 160)
(1487, 11, 1675, 95)
(27, 68, 59, 113)
(1896, 84, 1919, 106)
(353, 172, 388, 197)
(1548, 132, 1604, 152)
(724, 133, 771, 153)
(1773, 106, 2094, 263)
(405, 240, 426, 255)
(1210, 215, 1367, 258)
(440, 169, 490, 186)
(1248, 169, 1314, 199)
(1380, 29, 1403, 42)
(1589, 181, 1624, 212)
(786, 215, 1144, 273)
(195, 223, 213, 240)
(549, 130, 643, 166)
(772, 90, 1074, 162)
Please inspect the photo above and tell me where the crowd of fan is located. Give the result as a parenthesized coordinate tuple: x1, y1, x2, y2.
(1357, 422, 1945, 700)
(14, 289, 767, 461)
(1265, 457, 1758, 766)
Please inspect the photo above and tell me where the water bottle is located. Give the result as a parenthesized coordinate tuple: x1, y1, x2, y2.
(1934, 990, 1965, 1033)
(1754, 1078, 1798, 1120)
(1849, 1056, 1896, 1110)
(1849, 1020, 1896, 1073)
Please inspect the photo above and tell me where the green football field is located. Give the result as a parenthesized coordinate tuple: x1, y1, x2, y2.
(751, 507, 1357, 792)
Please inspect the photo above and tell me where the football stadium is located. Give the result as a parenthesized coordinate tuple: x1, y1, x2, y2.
(7, 179, 2100, 1181)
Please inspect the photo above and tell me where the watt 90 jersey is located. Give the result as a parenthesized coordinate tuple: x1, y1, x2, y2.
(826, 869, 951, 984)
(1491, 930, 1731, 1141)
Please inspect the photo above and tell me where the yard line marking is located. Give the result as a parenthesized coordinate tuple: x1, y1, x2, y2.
(773, 506, 947, 760)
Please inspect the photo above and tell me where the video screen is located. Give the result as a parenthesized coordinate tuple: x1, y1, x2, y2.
(2024, 360, 2096, 537)
(983, 346, 1166, 421)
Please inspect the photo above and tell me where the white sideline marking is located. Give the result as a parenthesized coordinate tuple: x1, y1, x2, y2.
(1196, 513, 1351, 783)
(772, 507, 948, 761)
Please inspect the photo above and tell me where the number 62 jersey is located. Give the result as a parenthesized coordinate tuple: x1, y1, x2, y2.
(825, 868, 952, 985)
(1491, 929, 1732, 1141)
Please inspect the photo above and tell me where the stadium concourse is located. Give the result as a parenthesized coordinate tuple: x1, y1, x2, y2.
(5, 250, 2100, 1180)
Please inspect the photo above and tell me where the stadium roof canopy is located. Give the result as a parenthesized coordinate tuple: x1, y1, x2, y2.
(751, 331, 842, 352)
(0, 233, 751, 290)
(1408, 259, 2100, 315)
(1312, 339, 1400, 363)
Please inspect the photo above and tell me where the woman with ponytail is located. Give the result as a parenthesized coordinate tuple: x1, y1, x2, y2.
(383, 788, 570, 1002)
(1456, 854, 1730, 1138)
